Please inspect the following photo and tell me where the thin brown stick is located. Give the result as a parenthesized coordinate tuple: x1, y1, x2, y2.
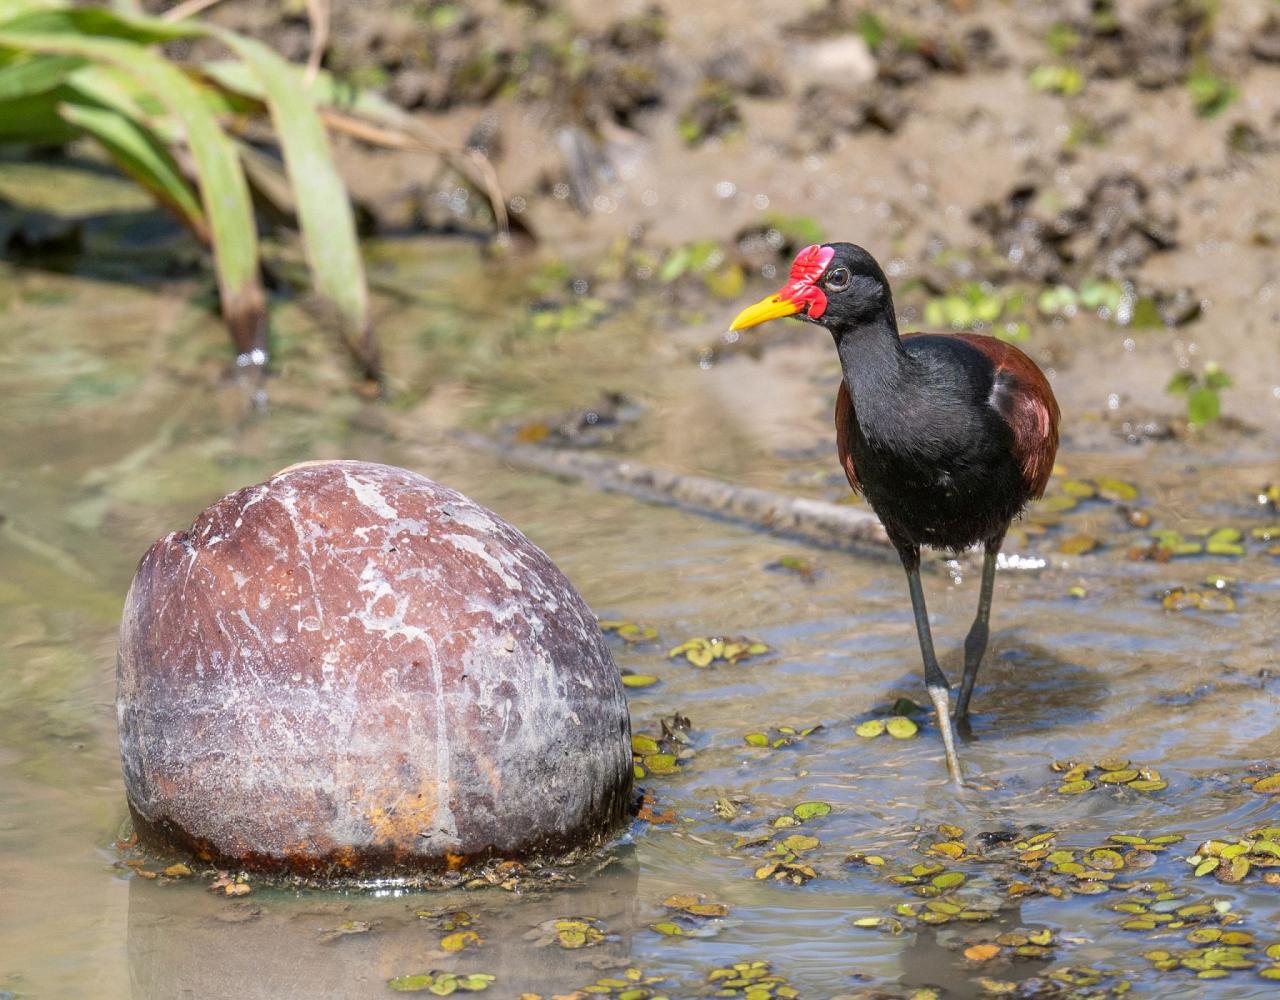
(302, 0, 330, 88)
(162, 0, 229, 22)
(452, 432, 893, 558)
(321, 109, 512, 235)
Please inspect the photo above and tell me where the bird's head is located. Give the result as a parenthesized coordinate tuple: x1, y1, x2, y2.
(729, 242, 892, 335)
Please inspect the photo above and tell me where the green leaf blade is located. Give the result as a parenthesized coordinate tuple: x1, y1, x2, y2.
(57, 97, 205, 233)
(0, 29, 265, 352)
(206, 30, 367, 338)
(0, 51, 81, 100)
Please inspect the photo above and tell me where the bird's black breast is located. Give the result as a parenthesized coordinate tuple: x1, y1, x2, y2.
(844, 336, 1029, 551)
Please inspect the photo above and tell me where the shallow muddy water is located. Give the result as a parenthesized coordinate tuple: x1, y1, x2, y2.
(2, 223, 1279, 1000)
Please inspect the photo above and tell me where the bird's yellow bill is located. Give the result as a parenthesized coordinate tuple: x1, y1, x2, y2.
(729, 294, 800, 331)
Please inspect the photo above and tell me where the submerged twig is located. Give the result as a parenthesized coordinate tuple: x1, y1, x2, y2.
(302, 0, 329, 88)
(162, 0, 229, 23)
(321, 110, 522, 239)
(452, 432, 892, 557)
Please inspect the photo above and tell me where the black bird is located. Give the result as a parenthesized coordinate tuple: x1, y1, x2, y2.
(730, 243, 1060, 782)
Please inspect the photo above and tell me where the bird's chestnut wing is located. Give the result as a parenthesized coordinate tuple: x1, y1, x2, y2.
(949, 333, 1060, 499)
(834, 381, 862, 494)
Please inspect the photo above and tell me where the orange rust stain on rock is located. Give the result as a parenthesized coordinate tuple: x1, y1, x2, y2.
(365, 781, 440, 848)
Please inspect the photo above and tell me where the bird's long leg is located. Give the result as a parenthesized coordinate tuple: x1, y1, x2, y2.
(956, 536, 1002, 722)
(898, 544, 963, 784)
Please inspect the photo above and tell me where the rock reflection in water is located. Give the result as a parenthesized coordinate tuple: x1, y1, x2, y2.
(127, 850, 640, 1000)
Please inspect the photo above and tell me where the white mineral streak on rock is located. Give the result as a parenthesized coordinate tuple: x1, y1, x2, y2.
(443, 532, 522, 590)
(342, 468, 399, 520)
(421, 633, 458, 841)
(356, 559, 433, 645)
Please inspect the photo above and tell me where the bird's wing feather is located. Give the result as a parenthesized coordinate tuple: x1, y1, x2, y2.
(834, 333, 1059, 500)
(834, 381, 861, 493)
(945, 333, 1060, 498)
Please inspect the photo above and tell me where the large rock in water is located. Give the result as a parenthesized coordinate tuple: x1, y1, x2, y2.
(116, 460, 633, 878)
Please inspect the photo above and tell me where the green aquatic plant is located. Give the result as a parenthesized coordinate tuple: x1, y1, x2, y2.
(1166, 362, 1232, 427)
(657, 239, 745, 300)
(667, 635, 769, 667)
(1037, 279, 1163, 327)
(0, 1, 509, 378)
(0, 0, 369, 371)
(387, 971, 495, 993)
(1045, 22, 1082, 57)
(1187, 65, 1237, 118)
(854, 11, 888, 52)
(1029, 63, 1084, 96)
(924, 282, 1029, 342)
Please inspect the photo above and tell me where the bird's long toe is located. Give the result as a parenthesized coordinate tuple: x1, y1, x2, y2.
(926, 684, 964, 784)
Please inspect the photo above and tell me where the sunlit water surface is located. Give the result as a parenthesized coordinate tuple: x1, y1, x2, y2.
(1, 234, 1278, 1000)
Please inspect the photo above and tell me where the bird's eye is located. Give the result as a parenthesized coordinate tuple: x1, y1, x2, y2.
(824, 267, 852, 292)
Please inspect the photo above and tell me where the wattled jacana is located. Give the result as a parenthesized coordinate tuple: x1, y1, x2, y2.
(730, 243, 1060, 783)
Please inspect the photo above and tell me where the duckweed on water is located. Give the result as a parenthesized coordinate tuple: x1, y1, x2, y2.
(317, 919, 372, 943)
(855, 716, 919, 739)
(744, 723, 822, 749)
(705, 960, 798, 998)
(631, 714, 694, 779)
(963, 927, 1059, 964)
(538, 917, 607, 950)
(765, 554, 821, 581)
(1051, 759, 1168, 794)
(650, 895, 728, 939)
(1058, 534, 1100, 555)
(415, 909, 475, 930)
(1139, 931, 1280, 985)
(599, 620, 660, 643)
(440, 930, 481, 952)
(525, 968, 670, 1000)
(663, 893, 729, 918)
(387, 971, 495, 993)
(741, 799, 835, 885)
(668, 637, 769, 667)
(1186, 826, 1280, 885)
(1158, 580, 1238, 612)
(1133, 526, 1256, 561)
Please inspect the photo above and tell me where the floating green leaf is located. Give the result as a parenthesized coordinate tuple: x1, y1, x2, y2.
(886, 716, 918, 739)
(388, 972, 494, 993)
(792, 801, 832, 821)
(599, 620, 660, 643)
(668, 636, 769, 667)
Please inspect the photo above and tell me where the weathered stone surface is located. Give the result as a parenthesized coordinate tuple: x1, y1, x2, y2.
(117, 460, 632, 878)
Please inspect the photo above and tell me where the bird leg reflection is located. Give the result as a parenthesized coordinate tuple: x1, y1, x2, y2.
(956, 540, 1000, 723)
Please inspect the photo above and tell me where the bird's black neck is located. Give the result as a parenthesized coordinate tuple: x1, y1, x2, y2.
(834, 312, 915, 439)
